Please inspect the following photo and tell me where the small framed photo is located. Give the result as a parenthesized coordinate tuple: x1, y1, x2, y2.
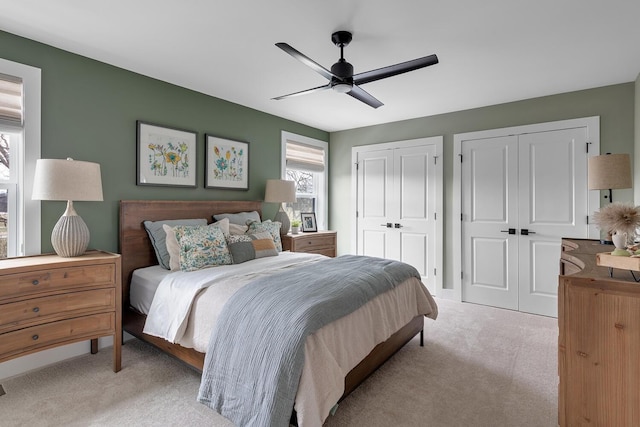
(301, 212, 317, 232)
(137, 121, 197, 187)
(205, 135, 249, 190)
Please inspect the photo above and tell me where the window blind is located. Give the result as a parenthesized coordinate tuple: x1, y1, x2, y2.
(286, 140, 325, 172)
(0, 73, 23, 127)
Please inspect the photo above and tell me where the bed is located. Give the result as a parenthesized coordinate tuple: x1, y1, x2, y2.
(119, 199, 437, 426)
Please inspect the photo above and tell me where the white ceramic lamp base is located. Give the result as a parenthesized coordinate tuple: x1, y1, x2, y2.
(51, 201, 90, 257)
(274, 205, 290, 235)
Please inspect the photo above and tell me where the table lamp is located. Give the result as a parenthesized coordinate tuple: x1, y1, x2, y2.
(588, 153, 632, 244)
(264, 179, 296, 235)
(588, 153, 632, 203)
(32, 158, 104, 257)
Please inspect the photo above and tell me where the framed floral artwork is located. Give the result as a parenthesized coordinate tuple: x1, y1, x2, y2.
(205, 135, 249, 190)
(136, 121, 197, 187)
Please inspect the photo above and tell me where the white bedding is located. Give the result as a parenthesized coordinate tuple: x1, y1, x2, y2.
(139, 252, 438, 426)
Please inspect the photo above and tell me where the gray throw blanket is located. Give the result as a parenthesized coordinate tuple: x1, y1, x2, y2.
(197, 255, 421, 427)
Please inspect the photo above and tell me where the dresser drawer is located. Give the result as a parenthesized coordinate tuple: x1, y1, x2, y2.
(0, 312, 115, 361)
(306, 248, 336, 257)
(0, 264, 115, 301)
(294, 234, 335, 251)
(0, 288, 115, 333)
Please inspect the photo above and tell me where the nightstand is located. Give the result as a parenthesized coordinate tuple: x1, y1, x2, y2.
(281, 230, 337, 257)
(0, 250, 122, 372)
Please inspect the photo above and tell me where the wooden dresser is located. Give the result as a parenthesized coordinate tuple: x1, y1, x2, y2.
(0, 250, 122, 372)
(559, 238, 640, 426)
(281, 230, 337, 257)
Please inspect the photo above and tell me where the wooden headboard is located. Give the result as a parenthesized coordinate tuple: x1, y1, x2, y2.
(118, 199, 262, 308)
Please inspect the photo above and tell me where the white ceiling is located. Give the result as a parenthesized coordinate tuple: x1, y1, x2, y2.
(1, 0, 639, 132)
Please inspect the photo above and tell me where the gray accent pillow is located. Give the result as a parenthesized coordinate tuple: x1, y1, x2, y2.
(213, 211, 261, 226)
(143, 218, 207, 269)
(227, 232, 278, 264)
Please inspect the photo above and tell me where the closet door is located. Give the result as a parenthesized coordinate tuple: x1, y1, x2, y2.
(356, 149, 395, 259)
(461, 136, 519, 310)
(356, 142, 439, 294)
(395, 144, 438, 293)
(517, 128, 588, 317)
(461, 126, 590, 317)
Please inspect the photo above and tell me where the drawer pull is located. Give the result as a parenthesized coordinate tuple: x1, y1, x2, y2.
(33, 307, 40, 313)
(32, 334, 39, 341)
(32, 279, 39, 285)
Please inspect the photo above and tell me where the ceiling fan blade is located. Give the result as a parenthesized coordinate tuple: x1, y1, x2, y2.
(348, 85, 383, 109)
(353, 54, 439, 86)
(272, 84, 331, 100)
(275, 42, 336, 81)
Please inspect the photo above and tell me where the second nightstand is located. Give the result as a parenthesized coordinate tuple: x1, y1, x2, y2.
(281, 230, 337, 257)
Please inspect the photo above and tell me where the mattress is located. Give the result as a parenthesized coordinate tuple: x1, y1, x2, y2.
(129, 265, 169, 314)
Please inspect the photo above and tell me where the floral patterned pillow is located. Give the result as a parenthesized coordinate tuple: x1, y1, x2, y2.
(143, 218, 208, 269)
(164, 218, 230, 271)
(247, 220, 282, 252)
(173, 224, 232, 271)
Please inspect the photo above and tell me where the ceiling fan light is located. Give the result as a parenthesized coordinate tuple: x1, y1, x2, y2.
(332, 82, 352, 93)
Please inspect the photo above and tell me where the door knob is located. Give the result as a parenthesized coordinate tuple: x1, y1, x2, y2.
(500, 228, 516, 234)
(394, 223, 403, 228)
(380, 223, 392, 228)
(521, 229, 536, 235)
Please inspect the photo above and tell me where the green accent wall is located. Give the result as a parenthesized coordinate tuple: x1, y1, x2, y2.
(0, 30, 328, 254)
(1, 27, 636, 285)
(329, 83, 635, 289)
(635, 72, 640, 204)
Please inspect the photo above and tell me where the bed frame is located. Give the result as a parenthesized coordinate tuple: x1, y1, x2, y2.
(118, 200, 424, 404)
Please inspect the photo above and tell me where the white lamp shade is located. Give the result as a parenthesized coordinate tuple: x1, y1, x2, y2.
(32, 158, 104, 201)
(588, 154, 632, 190)
(264, 179, 296, 203)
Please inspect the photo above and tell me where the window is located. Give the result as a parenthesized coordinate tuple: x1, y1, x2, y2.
(0, 59, 41, 258)
(281, 131, 328, 230)
(0, 130, 18, 258)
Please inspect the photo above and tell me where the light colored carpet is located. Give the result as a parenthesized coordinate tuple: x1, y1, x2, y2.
(0, 298, 558, 426)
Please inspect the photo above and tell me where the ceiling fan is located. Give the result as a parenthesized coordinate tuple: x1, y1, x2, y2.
(273, 31, 439, 108)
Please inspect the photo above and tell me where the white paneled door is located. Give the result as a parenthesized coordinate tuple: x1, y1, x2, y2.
(461, 135, 519, 311)
(355, 139, 441, 294)
(461, 125, 592, 317)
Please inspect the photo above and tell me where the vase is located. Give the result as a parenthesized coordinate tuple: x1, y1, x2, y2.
(291, 226, 300, 234)
(611, 231, 630, 256)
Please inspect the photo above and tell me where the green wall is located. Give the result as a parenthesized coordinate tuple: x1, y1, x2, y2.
(635, 72, 640, 204)
(329, 83, 635, 289)
(0, 30, 328, 254)
(1, 27, 636, 280)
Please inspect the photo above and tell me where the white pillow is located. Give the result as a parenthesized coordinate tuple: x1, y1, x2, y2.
(228, 223, 249, 235)
(163, 218, 230, 271)
(210, 217, 230, 236)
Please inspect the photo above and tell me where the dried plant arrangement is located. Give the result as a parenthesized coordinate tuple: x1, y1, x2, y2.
(593, 202, 640, 238)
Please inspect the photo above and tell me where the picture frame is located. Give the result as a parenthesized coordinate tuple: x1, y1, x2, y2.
(136, 121, 197, 187)
(301, 212, 317, 232)
(205, 134, 249, 190)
